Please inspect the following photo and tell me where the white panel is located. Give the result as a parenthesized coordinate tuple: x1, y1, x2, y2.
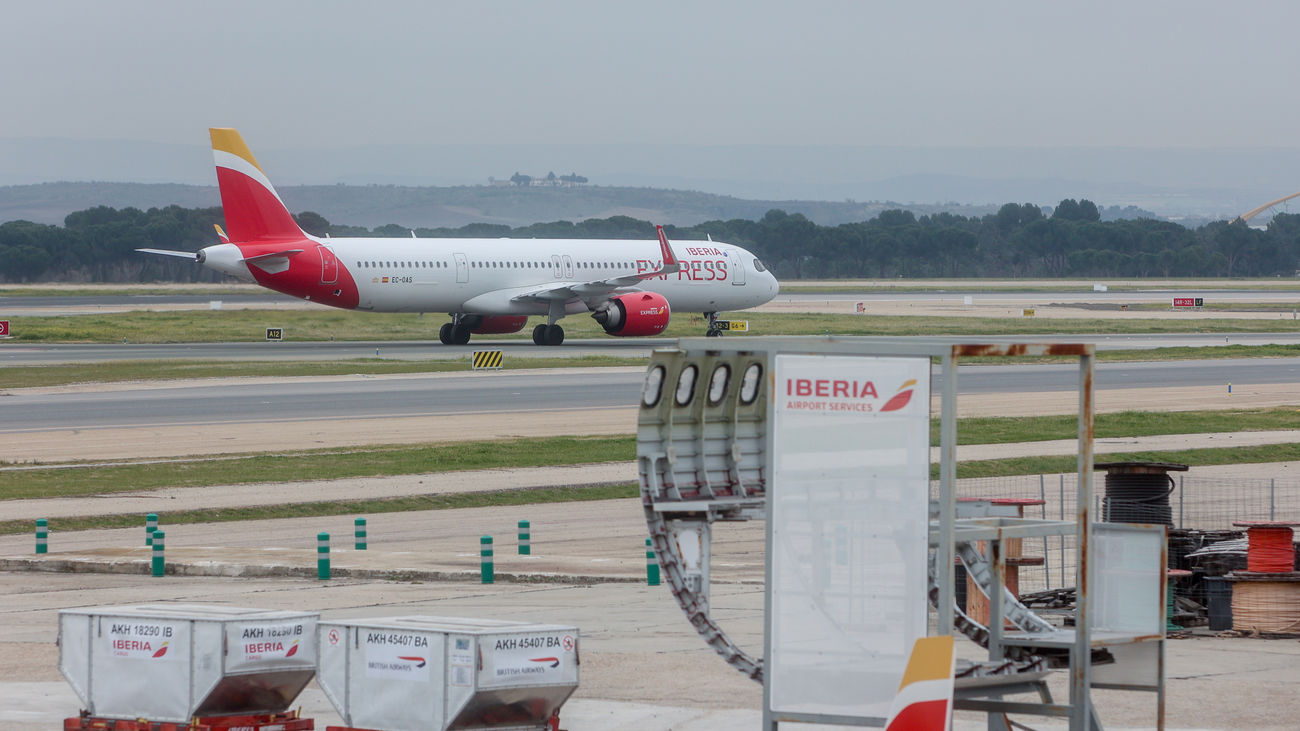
(1091, 642, 1160, 685)
(443, 634, 478, 725)
(316, 624, 351, 725)
(769, 354, 931, 720)
(350, 626, 442, 730)
(90, 616, 191, 721)
(1091, 523, 1165, 635)
(192, 621, 220, 714)
(225, 618, 317, 672)
(479, 630, 580, 689)
(57, 614, 92, 709)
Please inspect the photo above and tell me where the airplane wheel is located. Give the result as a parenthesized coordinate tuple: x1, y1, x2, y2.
(452, 325, 472, 345)
(544, 324, 565, 346)
(439, 323, 453, 345)
(706, 329, 722, 337)
(532, 324, 548, 345)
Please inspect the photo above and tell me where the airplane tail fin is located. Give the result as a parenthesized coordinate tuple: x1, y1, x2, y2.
(885, 635, 955, 731)
(209, 128, 307, 243)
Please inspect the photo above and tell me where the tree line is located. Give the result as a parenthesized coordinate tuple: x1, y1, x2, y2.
(2, 199, 1297, 283)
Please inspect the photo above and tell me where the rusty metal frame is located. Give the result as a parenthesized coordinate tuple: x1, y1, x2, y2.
(644, 337, 1138, 730)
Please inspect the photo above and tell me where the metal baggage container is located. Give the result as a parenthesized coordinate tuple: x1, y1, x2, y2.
(59, 604, 318, 723)
(317, 616, 579, 731)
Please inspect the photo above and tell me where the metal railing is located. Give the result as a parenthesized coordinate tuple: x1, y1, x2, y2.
(935, 474, 1300, 595)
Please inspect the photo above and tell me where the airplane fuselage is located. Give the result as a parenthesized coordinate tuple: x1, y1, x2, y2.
(202, 236, 778, 316)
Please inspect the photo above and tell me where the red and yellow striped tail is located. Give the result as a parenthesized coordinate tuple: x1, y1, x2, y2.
(884, 635, 955, 731)
(210, 128, 306, 242)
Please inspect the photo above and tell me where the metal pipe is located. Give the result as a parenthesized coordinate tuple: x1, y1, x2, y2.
(938, 352, 958, 634)
(1070, 350, 1096, 730)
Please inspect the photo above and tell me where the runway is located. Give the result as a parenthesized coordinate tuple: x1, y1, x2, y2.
(4, 286, 1300, 460)
(4, 331, 1300, 367)
(3, 358, 1298, 436)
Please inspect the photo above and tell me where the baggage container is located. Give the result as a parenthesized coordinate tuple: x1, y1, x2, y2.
(59, 604, 318, 724)
(317, 616, 578, 731)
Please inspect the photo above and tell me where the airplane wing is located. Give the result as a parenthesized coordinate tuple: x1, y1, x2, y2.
(508, 224, 683, 307)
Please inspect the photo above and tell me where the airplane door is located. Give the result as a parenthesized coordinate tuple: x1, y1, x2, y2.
(550, 254, 563, 279)
(729, 248, 746, 285)
(319, 245, 338, 284)
(562, 255, 575, 279)
(454, 253, 469, 283)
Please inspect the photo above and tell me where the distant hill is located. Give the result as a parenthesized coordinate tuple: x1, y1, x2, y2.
(0, 182, 1008, 229)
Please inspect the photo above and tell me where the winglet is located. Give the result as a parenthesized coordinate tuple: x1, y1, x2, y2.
(214, 224, 230, 244)
(635, 225, 681, 280)
(656, 225, 679, 267)
(884, 635, 955, 731)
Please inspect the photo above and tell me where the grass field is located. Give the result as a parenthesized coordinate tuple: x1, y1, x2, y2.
(3, 408, 1294, 498)
(6, 308, 1300, 345)
(0, 343, 1296, 388)
(5, 287, 1298, 533)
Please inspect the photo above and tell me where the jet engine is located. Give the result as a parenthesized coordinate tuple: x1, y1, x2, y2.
(591, 292, 671, 336)
(467, 315, 529, 334)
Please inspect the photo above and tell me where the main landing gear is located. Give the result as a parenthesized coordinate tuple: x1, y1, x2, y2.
(705, 311, 723, 337)
(531, 298, 566, 346)
(438, 314, 471, 345)
(531, 324, 565, 346)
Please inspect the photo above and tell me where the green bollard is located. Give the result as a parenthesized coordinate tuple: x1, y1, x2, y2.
(35, 519, 48, 555)
(646, 537, 660, 586)
(146, 514, 158, 546)
(318, 532, 330, 580)
(354, 518, 367, 550)
(481, 536, 494, 584)
(518, 520, 531, 555)
(151, 530, 165, 577)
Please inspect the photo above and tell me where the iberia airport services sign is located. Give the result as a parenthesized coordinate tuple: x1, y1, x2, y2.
(768, 353, 931, 722)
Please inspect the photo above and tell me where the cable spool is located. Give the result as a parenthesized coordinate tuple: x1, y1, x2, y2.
(1234, 522, 1299, 573)
(1229, 574, 1300, 634)
(1097, 461, 1187, 526)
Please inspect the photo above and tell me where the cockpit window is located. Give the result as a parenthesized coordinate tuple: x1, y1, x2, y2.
(752, 258, 767, 272)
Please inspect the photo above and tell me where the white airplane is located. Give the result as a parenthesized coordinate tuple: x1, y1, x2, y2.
(140, 128, 779, 345)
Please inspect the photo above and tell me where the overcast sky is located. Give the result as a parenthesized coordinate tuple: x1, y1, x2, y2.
(3, 1, 1297, 152)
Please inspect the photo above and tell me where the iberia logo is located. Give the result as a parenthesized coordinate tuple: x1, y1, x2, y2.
(285, 639, 299, 658)
(530, 657, 560, 668)
(152, 642, 169, 659)
(880, 379, 917, 412)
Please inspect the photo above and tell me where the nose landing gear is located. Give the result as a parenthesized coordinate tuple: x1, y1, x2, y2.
(705, 311, 723, 337)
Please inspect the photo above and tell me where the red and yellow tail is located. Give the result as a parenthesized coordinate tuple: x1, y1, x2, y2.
(885, 635, 955, 731)
(210, 128, 307, 242)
